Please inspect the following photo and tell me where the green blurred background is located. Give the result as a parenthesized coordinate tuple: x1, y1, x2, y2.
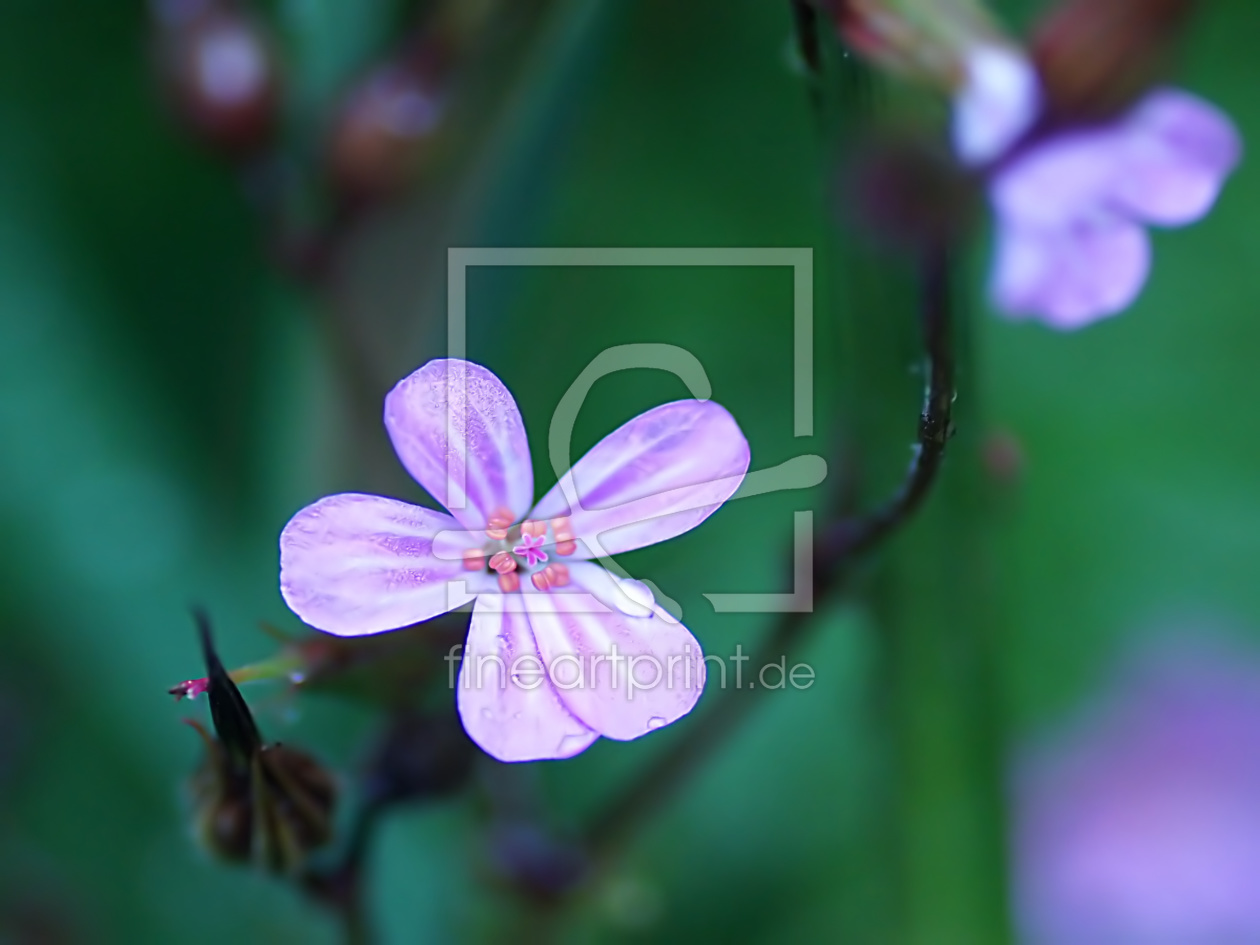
(1, 0, 1257, 942)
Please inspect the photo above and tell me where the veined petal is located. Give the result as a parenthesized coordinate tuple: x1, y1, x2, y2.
(1110, 89, 1242, 226)
(990, 216, 1150, 329)
(530, 400, 749, 558)
(279, 493, 483, 636)
(384, 359, 534, 530)
(457, 594, 598, 762)
(522, 562, 705, 742)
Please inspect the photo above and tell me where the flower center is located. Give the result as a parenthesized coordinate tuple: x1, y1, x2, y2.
(461, 510, 576, 593)
(513, 531, 548, 568)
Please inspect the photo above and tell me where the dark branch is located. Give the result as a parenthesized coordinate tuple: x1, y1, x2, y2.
(584, 243, 956, 862)
(820, 243, 955, 565)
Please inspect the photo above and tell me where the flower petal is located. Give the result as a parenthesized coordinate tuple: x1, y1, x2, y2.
(384, 359, 534, 530)
(1110, 89, 1242, 226)
(530, 400, 749, 558)
(990, 216, 1150, 329)
(457, 594, 598, 762)
(522, 562, 705, 742)
(952, 45, 1041, 166)
(992, 126, 1130, 229)
(279, 493, 483, 635)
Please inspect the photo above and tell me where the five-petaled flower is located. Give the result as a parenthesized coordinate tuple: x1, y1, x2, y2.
(279, 359, 750, 762)
(954, 48, 1242, 328)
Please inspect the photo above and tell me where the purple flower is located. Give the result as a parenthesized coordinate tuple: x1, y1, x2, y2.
(955, 53, 1242, 328)
(279, 359, 750, 762)
(1015, 642, 1260, 944)
(953, 46, 1042, 167)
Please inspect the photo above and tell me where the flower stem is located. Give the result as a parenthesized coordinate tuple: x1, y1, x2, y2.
(870, 347, 1012, 942)
(584, 242, 958, 863)
(819, 243, 955, 566)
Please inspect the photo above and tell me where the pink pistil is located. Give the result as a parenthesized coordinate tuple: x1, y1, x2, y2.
(170, 677, 210, 701)
(513, 532, 548, 568)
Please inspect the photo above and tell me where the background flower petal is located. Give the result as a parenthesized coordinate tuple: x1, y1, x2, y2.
(384, 359, 534, 530)
(1111, 89, 1243, 226)
(990, 217, 1150, 329)
(530, 400, 749, 558)
(279, 493, 482, 635)
(992, 127, 1128, 228)
(522, 562, 705, 742)
(457, 594, 598, 762)
(952, 45, 1041, 166)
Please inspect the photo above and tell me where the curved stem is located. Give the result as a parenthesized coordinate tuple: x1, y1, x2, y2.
(821, 243, 954, 563)
(584, 243, 956, 861)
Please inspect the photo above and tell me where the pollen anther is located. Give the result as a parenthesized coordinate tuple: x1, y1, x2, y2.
(531, 563, 570, 592)
(462, 550, 486, 571)
(486, 507, 515, 541)
(551, 516, 577, 556)
(488, 551, 516, 574)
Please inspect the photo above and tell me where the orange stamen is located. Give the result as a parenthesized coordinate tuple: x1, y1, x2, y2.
(488, 551, 516, 574)
(551, 516, 576, 556)
(486, 507, 515, 541)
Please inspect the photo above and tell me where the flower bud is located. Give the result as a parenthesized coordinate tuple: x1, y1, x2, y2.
(486, 821, 589, 903)
(186, 719, 253, 863)
(1031, 0, 1196, 122)
(152, 0, 280, 156)
(326, 46, 449, 201)
(361, 709, 477, 808)
(838, 134, 978, 251)
(181, 612, 336, 874)
(187, 721, 337, 872)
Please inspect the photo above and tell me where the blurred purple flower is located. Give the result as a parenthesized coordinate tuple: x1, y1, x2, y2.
(279, 359, 749, 762)
(1015, 642, 1260, 944)
(953, 46, 1042, 167)
(955, 53, 1241, 328)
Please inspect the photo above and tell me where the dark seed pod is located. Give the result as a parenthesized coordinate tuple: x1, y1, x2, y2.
(251, 743, 338, 874)
(182, 612, 336, 874)
(187, 719, 254, 862)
